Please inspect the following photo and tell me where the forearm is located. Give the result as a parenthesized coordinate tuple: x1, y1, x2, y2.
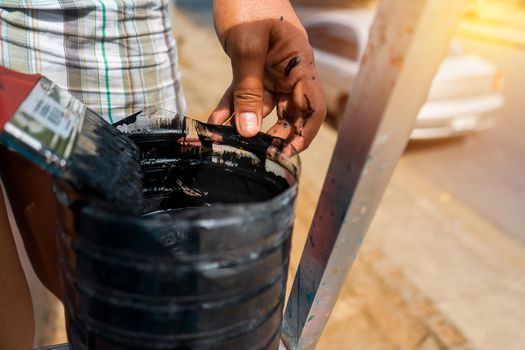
(212, 0, 305, 45)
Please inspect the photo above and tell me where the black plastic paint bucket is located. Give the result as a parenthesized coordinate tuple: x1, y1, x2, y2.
(54, 107, 300, 350)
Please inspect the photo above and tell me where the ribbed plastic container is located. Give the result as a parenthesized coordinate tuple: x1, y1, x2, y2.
(54, 108, 300, 350)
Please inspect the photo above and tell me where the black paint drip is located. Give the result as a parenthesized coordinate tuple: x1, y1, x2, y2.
(303, 94, 315, 119)
(284, 56, 301, 77)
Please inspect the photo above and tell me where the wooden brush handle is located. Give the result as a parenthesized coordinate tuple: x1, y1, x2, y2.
(0, 66, 42, 131)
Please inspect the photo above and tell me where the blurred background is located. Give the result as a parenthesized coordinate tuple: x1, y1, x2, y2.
(30, 0, 525, 349)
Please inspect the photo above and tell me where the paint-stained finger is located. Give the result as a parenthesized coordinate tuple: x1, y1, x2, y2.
(276, 94, 299, 122)
(288, 76, 326, 152)
(293, 79, 321, 122)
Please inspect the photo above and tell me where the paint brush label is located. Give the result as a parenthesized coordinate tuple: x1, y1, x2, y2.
(26, 94, 73, 138)
(3, 77, 85, 168)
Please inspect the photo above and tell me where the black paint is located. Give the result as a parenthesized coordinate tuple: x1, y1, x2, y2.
(303, 94, 315, 119)
(284, 56, 301, 77)
(116, 114, 298, 214)
(282, 109, 291, 121)
(138, 142, 291, 214)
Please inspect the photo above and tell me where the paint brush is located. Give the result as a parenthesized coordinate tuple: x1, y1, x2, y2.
(0, 66, 143, 214)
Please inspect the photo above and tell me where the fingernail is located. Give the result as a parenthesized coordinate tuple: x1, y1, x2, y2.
(239, 112, 259, 135)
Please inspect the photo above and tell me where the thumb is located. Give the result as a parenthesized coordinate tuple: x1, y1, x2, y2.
(230, 48, 266, 137)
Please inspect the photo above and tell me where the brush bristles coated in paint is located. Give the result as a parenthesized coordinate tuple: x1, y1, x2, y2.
(0, 76, 143, 214)
(68, 109, 143, 214)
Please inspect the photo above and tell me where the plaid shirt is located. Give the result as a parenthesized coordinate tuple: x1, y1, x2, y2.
(0, 0, 186, 123)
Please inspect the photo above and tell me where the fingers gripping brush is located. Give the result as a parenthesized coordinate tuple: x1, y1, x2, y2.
(0, 66, 143, 214)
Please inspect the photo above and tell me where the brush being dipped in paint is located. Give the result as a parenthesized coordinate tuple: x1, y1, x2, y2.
(0, 66, 143, 214)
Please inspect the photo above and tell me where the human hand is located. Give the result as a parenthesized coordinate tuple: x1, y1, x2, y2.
(209, 0, 326, 152)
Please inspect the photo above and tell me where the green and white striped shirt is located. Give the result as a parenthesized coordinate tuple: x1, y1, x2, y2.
(0, 0, 186, 123)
